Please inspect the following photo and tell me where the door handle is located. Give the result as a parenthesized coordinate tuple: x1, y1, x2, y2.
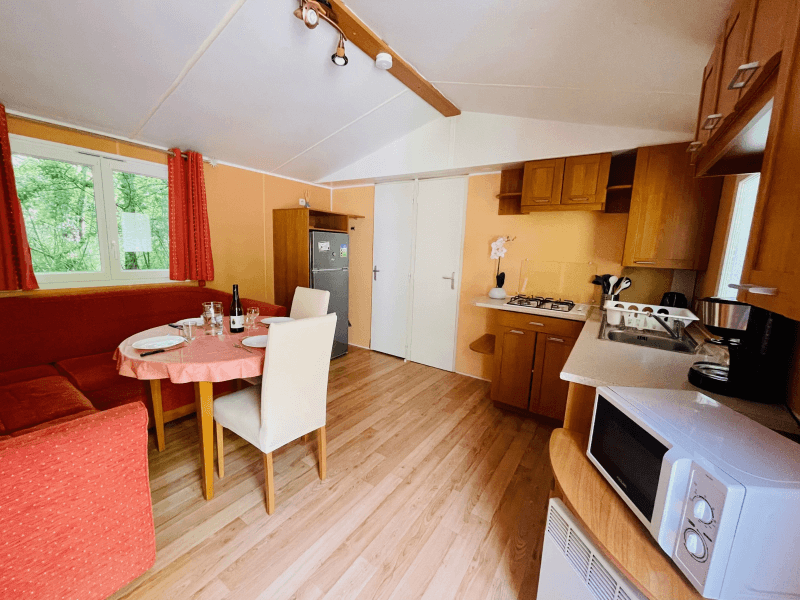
(528, 322, 545, 327)
(548, 337, 565, 343)
(686, 141, 703, 153)
(702, 114, 722, 130)
(510, 330, 525, 335)
(443, 272, 455, 290)
(634, 261, 656, 265)
(728, 283, 778, 296)
(728, 61, 760, 90)
(373, 266, 380, 281)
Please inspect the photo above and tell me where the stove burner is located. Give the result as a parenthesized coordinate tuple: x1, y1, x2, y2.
(506, 295, 576, 312)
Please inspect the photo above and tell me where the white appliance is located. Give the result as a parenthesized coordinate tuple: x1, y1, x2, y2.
(587, 386, 800, 599)
(538, 498, 646, 600)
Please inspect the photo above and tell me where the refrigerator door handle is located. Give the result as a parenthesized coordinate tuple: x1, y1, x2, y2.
(373, 266, 380, 281)
(443, 272, 455, 290)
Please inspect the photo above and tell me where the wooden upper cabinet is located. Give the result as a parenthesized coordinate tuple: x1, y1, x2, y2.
(737, 0, 800, 320)
(717, 0, 753, 119)
(695, 37, 723, 147)
(521, 158, 564, 208)
(520, 153, 610, 212)
(561, 153, 611, 205)
(623, 143, 723, 270)
(741, 0, 793, 91)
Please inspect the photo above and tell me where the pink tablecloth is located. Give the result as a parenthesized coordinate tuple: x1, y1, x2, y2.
(115, 318, 266, 383)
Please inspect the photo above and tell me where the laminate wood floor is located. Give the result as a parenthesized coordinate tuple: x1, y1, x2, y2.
(110, 346, 554, 600)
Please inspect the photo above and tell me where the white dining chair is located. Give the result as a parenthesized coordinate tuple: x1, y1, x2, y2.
(243, 287, 331, 386)
(290, 287, 330, 319)
(215, 313, 337, 514)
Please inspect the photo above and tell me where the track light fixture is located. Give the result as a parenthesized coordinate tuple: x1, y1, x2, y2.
(293, 0, 349, 67)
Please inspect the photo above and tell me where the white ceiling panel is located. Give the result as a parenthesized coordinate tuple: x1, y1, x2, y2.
(275, 90, 440, 181)
(434, 83, 699, 133)
(137, 0, 410, 171)
(0, 0, 237, 135)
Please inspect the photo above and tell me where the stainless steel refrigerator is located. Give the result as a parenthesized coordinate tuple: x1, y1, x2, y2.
(309, 231, 349, 359)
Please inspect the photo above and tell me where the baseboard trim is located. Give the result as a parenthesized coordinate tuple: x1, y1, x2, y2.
(348, 343, 371, 350)
(456, 370, 490, 382)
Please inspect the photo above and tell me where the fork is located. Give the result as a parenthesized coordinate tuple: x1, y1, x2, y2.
(234, 343, 255, 354)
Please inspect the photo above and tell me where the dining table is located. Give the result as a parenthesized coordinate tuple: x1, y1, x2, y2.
(115, 317, 266, 500)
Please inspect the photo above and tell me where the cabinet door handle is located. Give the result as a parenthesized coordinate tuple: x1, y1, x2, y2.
(571, 197, 589, 203)
(634, 261, 656, 265)
(728, 283, 778, 296)
(686, 141, 703, 153)
(702, 114, 723, 130)
(728, 61, 760, 90)
(510, 329, 526, 335)
(549, 337, 565, 343)
(528, 321, 545, 327)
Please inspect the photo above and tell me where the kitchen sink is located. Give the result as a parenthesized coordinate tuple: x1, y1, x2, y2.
(604, 329, 696, 353)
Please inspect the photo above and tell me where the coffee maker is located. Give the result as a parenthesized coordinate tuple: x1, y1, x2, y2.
(689, 298, 797, 403)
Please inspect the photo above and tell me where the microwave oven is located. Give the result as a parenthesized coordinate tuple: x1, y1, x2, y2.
(587, 386, 800, 599)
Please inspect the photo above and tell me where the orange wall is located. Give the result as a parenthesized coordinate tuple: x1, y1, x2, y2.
(456, 174, 630, 379)
(7, 116, 331, 307)
(204, 167, 329, 304)
(331, 186, 374, 348)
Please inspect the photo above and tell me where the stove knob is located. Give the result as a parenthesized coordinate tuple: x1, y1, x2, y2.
(693, 497, 713, 524)
(684, 529, 707, 561)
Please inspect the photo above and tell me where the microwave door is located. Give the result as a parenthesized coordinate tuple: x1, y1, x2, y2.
(588, 393, 692, 551)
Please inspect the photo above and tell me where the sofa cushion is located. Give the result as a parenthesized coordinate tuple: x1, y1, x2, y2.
(56, 352, 122, 392)
(10, 409, 97, 437)
(0, 365, 60, 386)
(0, 376, 96, 433)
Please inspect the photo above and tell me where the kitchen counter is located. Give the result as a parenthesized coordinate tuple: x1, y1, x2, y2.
(472, 296, 590, 322)
(561, 308, 800, 435)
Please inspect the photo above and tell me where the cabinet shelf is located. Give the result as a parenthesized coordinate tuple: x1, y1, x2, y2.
(496, 192, 523, 199)
(469, 334, 496, 355)
(309, 227, 347, 233)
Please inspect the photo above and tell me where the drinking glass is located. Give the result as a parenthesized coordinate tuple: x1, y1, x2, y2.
(202, 301, 224, 335)
(245, 307, 260, 330)
(181, 321, 196, 342)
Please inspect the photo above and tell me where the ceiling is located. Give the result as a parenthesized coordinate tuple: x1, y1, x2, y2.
(0, 0, 731, 183)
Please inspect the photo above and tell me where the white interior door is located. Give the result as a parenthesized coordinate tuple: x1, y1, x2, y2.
(408, 177, 468, 371)
(370, 181, 415, 358)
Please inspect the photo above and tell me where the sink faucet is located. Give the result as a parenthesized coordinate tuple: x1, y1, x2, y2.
(651, 313, 681, 339)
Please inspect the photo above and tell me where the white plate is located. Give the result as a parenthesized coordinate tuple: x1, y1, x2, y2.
(261, 317, 294, 325)
(132, 336, 185, 350)
(176, 317, 204, 326)
(241, 335, 269, 348)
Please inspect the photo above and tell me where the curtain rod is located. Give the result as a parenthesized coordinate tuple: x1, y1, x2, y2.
(6, 111, 215, 165)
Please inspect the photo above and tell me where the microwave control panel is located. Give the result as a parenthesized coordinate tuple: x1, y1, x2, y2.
(673, 464, 727, 588)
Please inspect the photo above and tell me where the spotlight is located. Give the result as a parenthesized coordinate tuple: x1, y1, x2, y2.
(332, 35, 348, 66)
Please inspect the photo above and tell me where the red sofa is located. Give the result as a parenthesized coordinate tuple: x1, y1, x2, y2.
(0, 284, 286, 433)
(0, 402, 155, 599)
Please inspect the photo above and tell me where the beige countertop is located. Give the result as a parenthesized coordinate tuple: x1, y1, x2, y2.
(561, 308, 800, 436)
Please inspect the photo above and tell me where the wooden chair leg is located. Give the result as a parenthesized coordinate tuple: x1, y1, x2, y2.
(262, 452, 275, 515)
(216, 422, 224, 478)
(317, 426, 327, 480)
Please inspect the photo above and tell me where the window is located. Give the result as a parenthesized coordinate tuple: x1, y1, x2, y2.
(717, 173, 760, 298)
(10, 136, 170, 288)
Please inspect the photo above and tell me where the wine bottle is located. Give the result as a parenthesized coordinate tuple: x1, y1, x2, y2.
(230, 284, 244, 333)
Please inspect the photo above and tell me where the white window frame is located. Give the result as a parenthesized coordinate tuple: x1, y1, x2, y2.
(10, 135, 171, 289)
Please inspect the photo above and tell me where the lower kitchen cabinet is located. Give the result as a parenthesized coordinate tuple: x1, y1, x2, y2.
(530, 334, 576, 420)
(490, 312, 581, 420)
(491, 327, 536, 410)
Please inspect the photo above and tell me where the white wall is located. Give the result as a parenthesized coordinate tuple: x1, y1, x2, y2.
(320, 111, 690, 185)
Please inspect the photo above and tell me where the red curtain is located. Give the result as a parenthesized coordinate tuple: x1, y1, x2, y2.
(0, 104, 38, 291)
(168, 149, 214, 283)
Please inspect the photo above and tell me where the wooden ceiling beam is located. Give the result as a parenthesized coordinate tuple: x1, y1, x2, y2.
(326, 0, 461, 118)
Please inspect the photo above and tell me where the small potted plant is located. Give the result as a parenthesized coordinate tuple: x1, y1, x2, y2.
(489, 236, 514, 299)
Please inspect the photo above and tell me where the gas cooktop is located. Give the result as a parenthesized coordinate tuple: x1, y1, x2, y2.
(506, 295, 576, 312)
